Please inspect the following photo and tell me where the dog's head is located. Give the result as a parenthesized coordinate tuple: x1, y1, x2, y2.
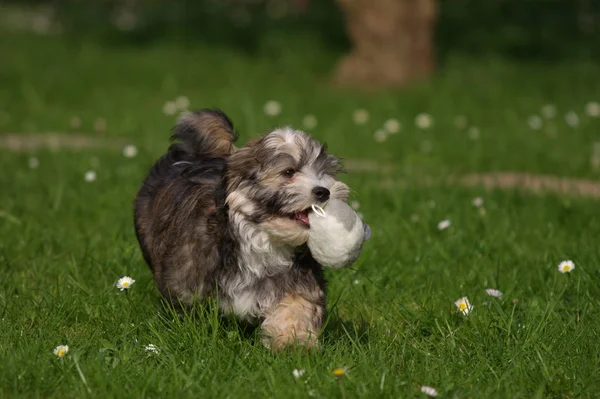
(225, 127, 349, 246)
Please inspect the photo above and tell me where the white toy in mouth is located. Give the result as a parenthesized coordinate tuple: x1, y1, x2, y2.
(307, 199, 371, 269)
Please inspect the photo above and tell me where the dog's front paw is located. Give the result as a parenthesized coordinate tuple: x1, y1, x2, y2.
(260, 294, 323, 351)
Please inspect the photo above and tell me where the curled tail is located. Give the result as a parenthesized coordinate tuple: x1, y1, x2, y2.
(169, 109, 237, 161)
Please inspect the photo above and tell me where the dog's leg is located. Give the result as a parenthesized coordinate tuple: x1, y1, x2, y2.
(261, 294, 324, 350)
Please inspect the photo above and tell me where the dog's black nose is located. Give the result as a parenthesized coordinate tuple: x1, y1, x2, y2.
(312, 186, 330, 201)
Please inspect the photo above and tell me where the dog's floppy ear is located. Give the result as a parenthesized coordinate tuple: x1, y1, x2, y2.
(170, 109, 238, 159)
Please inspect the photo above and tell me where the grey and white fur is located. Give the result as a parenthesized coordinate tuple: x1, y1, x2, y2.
(134, 109, 349, 349)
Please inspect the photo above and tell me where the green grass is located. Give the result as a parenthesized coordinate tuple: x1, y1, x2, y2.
(2, 13, 600, 399)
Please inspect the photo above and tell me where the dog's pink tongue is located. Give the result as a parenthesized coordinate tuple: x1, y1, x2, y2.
(295, 211, 310, 225)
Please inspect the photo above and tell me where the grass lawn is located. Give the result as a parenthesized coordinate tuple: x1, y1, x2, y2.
(1, 8, 600, 398)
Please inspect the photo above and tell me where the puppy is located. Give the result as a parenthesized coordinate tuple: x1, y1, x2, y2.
(134, 109, 349, 349)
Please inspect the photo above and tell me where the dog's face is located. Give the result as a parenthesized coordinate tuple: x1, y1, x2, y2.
(226, 128, 349, 246)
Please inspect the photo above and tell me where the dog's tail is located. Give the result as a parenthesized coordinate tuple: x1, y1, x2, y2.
(169, 109, 237, 160)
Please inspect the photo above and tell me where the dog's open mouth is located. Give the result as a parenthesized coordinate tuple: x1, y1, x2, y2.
(289, 209, 310, 227)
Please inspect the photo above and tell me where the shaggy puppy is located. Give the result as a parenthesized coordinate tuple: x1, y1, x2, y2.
(134, 109, 349, 349)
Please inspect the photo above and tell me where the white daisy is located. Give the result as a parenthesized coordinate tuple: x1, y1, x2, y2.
(374, 129, 388, 143)
(485, 288, 503, 298)
(53, 345, 69, 358)
(112, 9, 138, 31)
(84, 170, 97, 182)
(162, 101, 177, 116)
(420, 140, 433, 153)
(94, 118, 107, 133)
(350, 200, 360, 210)
(263, 100, 282, 117)
(122, 144, 138, 158)
(420, 385, 438, 397)
(302, 114, 318, 130)
(565, 111, 580, 127)
(541, 104, 556, 119)
(455, 296, 473, 315)
(116, 276, 135, 291)
(467, 126, 480, 140)
(415, 113, 433, 129)
(454, 115, 468, 129)
(558, 260, 575, 273)
(472, 197, 484, 207)
(70, 116, 81, 129)
(353, 279, 360, 285)
(437, 219, 450, 231)
(383, 118, 401, 134)
(292, 369, 305, 379)
(352, 109, 369, 125)
(527, 115, 542, 130)
(585, 101, 600, 117)
(144, 344, 160, 354)
(28, 157, 39, 169)
(175, 96, 190, 111)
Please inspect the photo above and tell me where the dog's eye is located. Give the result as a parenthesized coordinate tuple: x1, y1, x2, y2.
(283, 168, 296, 178)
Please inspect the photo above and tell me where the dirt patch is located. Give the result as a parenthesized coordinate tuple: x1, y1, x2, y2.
(0, 133, 130, 151)
(454, 172, 600, 199)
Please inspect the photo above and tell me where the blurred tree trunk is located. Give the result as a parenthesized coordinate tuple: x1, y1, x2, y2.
(333, 0, 438, 88)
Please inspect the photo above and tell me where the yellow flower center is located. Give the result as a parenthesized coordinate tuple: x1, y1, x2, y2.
(57, 349, 66, 357)
(333, 368, 345, 377)
(122, 281, 130, 287)
(562, 265, 570, 272)
(459, 302, 467, 311)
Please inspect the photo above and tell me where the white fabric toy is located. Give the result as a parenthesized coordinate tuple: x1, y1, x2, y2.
(307, 199, 371, 269)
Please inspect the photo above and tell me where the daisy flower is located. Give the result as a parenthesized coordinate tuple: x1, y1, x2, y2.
(455, 296, 473, 315)
(485, 288, 503, 298)
(353, 279, 360, 285)
(527, 115, 542, 130)
(144, 344, 160, 354)
(162, 101, 177, 116)
(116, 276, 135, 291)
(585, 101, 600, 117)
(420, 385, 438, 397)
(472, 197, 484, 207)
(467, 126, 480, 140)
(84, 170, 97, 182)
(541, 104, 556, 119)
(94, 118, 107, 133)
(175, 96, 190, 111)
(420, 140, 433, 153)
(415, 113, 433, 129)
(454, 115, 468, 129)
(437, 219, 451, 231)
(70, 116, 81, 129)
(558, 260, 575, 273)
(53, 345, 69, 358)
(565, 111, 580, 127)
(383, 118, 401, 134)
(122, 144, 138, 158)
(350, 200, 360, 210)
(374, 129, 387, 143)
(28, 157, 39, 169)
(292, 369, 305, 379)
(302, 114, 318, 130)
(352, 109, 369, 125)
(263, 100, 282, 117)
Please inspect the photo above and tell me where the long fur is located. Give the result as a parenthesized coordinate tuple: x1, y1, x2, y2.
(134, 109, 350, 348)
